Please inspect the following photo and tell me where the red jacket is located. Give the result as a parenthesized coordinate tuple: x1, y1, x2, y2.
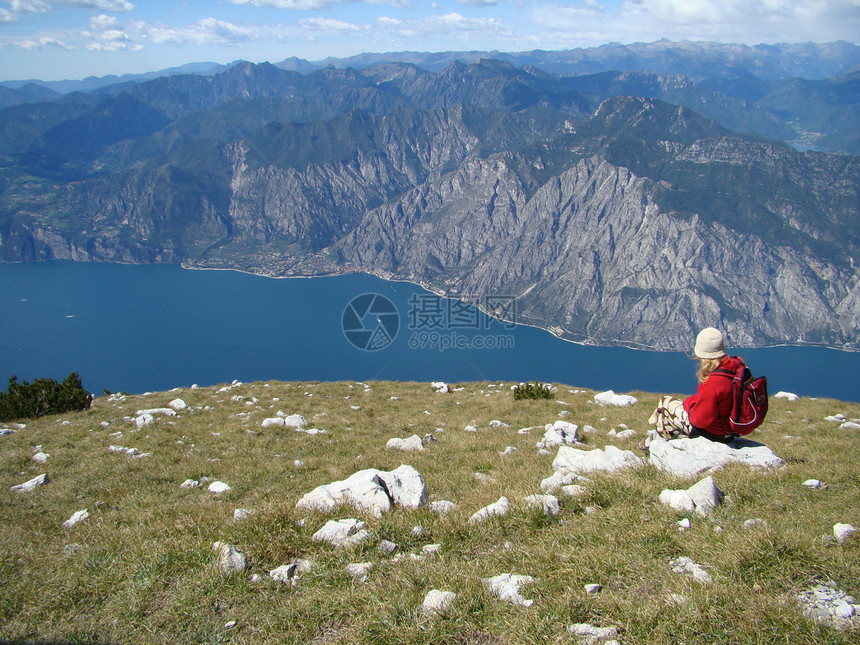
(683, 355, 743, 436)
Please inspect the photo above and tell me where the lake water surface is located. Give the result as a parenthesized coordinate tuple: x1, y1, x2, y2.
(1, 261, 858, 402)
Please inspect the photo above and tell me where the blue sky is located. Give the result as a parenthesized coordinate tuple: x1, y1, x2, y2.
(1, 1, 859, 82)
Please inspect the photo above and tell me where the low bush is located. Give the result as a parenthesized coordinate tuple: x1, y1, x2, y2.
(512, 382, 554, 400)
(0, 372, 92, 421)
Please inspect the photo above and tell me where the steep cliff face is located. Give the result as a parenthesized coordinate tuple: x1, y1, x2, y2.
(326, 152, 859, 350)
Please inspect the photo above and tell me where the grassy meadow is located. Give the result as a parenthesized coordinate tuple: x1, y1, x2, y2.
(1, 379, 858, 644)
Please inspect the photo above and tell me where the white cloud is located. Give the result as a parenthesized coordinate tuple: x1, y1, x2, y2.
(530, 0, 860, 45)
(458, 0, 498, 7)
(0, 8, 17, 22)
(142, 17, 255, 46)
(84, 27, 138, 50)
(9, 0, 133, 12)
(82, 12, 141, 50)
(10, 0, 52, 13)
(227, 0, 410, 9)
(63, 0, 134, 10)
(18, 36, 75, 49)
(297, 17, 363, 33)
(229, 0, 337, 8)
(368, 11, 514, 46)
(90, 13, 120, 30)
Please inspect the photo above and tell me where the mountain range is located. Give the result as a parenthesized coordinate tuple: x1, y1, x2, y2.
(0, 41, 858, 351)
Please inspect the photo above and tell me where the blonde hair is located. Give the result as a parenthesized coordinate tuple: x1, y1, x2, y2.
(696, 357, 723, 384)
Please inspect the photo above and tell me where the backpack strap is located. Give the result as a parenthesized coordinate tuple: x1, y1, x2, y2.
(712, 356, 746, 379)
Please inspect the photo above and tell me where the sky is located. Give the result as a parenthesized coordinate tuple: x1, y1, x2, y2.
(1, 0, 859, 82)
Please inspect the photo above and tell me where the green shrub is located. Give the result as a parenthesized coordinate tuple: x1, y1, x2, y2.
(512, 382, 554, 400)
(0, 372, 92, 421)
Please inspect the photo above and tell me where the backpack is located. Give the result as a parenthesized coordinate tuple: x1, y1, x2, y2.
(713, 358, 768, 435)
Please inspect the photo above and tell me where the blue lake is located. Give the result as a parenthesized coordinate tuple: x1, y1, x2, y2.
(1, 261, 858, 402)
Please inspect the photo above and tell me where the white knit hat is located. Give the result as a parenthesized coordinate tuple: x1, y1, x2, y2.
(694, 327, 726, 359)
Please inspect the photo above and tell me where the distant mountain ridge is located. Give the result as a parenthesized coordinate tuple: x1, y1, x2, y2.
(3, 40, 859, 97)
(0, 52, 858, 352)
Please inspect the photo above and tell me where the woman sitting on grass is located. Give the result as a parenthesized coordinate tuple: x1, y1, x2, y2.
(641, 327, 742, 449)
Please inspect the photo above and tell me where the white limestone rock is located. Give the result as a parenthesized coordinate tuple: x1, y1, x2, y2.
(180, 479, 200, 489)
(523, 494, 560, 517)
(233, 509, 257, 522)
(109, 445, 150, 458)
(659, 476, 723, 517)
(537, 420, 580, 450)
(168, 398, 188, 410)
(296, 427, 326, 435)
(261, 417, 285, 428)
(32, 451, 50, 463)
(568, 623, 619, 642)
(208, 481, 231, 494)
(796, 582, 860, 629)
(212, 542, 247, 574)
(594, 390, 637, 407)
(430, 500, 458, 514)
(282, 414, 306, 428)
(312, 519, 371, 548)
(482, 573, 535, 607)
(648, 437, 784, 477)
(774, 391, 799, 401)
(345, 562, 373, 582)
(135, 407, 176, 419)
(11, 473, 49, 493)
(803, 479, 824, 489)
(295, 465, 428, 518)
(552, 445, 644, 475)
(386, 434, 425, 452)
(489, 420, 510, 428)
(540, 470, 587, 493)
(670, 556, 712, 584)
(421, 589, 457, 616)
(467, 497, 510, 524)
(269, 562, 308, 585)
(561, 484, 589, 498)
(840, 421, 860, 430)
(134, 413, 154, 429)
(431, 381, 449, 393)
(62, 509, 90, 529)
(612, 429, 638, 440)
(834, 523, 858, 543)
(659, 489, 695, 513)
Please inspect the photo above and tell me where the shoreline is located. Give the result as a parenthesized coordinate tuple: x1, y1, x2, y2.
(179, 261, 860, 355)
(2, 257, 856, 354)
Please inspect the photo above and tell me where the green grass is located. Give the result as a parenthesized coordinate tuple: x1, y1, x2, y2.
(1, 380, 858, 644)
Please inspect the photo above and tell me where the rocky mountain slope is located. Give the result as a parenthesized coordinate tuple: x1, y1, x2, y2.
(0, 60, 858, 351)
